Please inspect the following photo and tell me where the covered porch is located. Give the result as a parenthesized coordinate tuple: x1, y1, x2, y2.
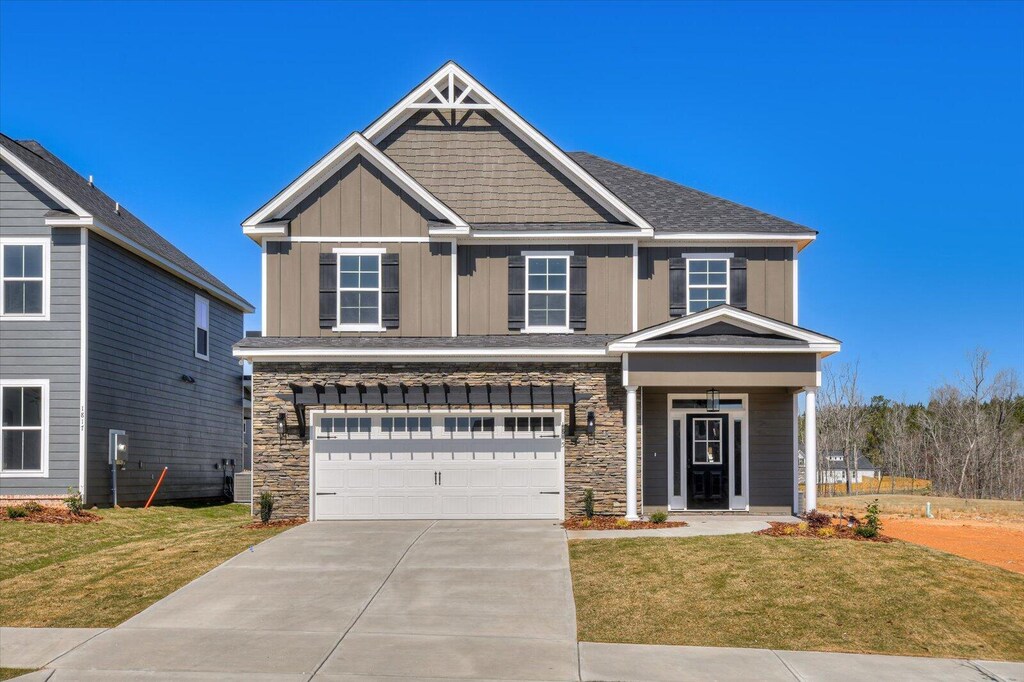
(610, 306, 840, 519)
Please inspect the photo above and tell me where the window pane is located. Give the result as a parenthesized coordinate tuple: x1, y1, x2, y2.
(444, 417, 456, 432)
(709, 260, 727, 273)
(340, 272, 360, 288)
(359, 271, 378, 288)
(23, 245, 43, 278)
(2, 430, 23, 469)
(690, 301, 709, 313)
(527, 309, 547, 326)
(528, 259, 546, 274)
(381, 418, 393, 432)
(690, 260, 707, 273)
(547, 274, 566, 290)
(4, 281, 25, 314)
(22, 387, 41, 427)
(708, 273, 726, 285)
(528, 274, 547, 290)
(339, 256, 360, 272)
(543, 417, 554, 431)
(359, 255, 379, 272)
(360, 418, 371, 432)
(548, 258, 567, 274)
(21, 430, 41, 470)
(197, 328, 209, 356)
(3, 387, 22, 426)
(3, 245, 23, 277)
(694, 442, 707, 463)
(695, 420, 707, 439)
(504, 417, 515, 431)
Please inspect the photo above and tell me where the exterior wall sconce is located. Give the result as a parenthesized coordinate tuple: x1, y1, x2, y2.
(276, 412, 287, 437)
(586, 411, 596, 440)
(706, 389, 720, 412)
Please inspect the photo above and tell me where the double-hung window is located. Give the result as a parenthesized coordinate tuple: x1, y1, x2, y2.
(1, 239, 48, 319)
(194, 295, 210, 360)
(687, 258, 728, 313)
(336, 250, 382, 331)
(525, 255, 569, 332)
(0, 381, 47, 476)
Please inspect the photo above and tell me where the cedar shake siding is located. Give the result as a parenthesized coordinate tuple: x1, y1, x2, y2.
(378, 109, 616, 223)
(85, 234, 244, 505)
(457, 244, 633, 335)
(265, 240, 453, 337)
(0, 162, 82, 497)
(251, 362, 638, 519)
(638, 246, 795, 328)
(641, 387, 796, 512)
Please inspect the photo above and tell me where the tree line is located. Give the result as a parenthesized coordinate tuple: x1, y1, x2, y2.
(814, 349, 1024, 500)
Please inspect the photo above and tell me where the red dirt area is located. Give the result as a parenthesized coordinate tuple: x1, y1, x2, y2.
(883, 518, 1024, 574)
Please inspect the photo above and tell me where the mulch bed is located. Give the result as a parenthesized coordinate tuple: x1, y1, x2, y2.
(242, 518, 306, 530)
(756, 520, 893, 542)
(1, 505, 100, 524)
(563, 516, 688, 530)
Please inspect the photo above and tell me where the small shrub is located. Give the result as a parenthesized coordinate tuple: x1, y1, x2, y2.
(797, 521, 809, 532)
(816, 525, 836, 538)
(258, 491, 274, 524)
(583, 488, 595, 519)
(6, 506, 27, 519)
(854, 524, 878, 539)
(649, 511, 668, 524)
(23, 501, 43, 513)
(864, 499, 883, 534)
(782, 524, 797, 535)
(64, 487, 83, 515)
(804, 509, 832, 529)
(615, 518, 631, 528)
(579, 518, 592, 528)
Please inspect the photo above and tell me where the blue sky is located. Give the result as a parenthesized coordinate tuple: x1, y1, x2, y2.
(1, 1, 1021, 402)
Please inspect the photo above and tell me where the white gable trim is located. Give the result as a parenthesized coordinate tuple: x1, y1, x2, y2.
(242, 132, 468, 233)
(0, 147, 91, 218)
(607, 306, 840, 352)
(363, 62, 654, 235)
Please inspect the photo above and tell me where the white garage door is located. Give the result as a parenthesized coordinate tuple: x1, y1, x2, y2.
(312, 413, 563, 520)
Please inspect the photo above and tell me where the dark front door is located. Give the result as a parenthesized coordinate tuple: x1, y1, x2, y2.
(686, 414, 729, 510)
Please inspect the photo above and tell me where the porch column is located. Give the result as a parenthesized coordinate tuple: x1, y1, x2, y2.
(625, 385, 639, 520)
(804, 387, 818, 512)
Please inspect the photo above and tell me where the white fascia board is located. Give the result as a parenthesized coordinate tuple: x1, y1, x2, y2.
(0, 148, 91, 218)
(363, 62, 654, 234)
(242, 132, 468, 230)
(606, 342, 841, 354)
(646, 233, 815, 248)
(467, 230, 647, 240)
(243, 220, 289, 243)
(429, 226, 471, 236)
(48, 217, 253, 313)
(613, 306, 839, 346)
(234, 347, 613, 362)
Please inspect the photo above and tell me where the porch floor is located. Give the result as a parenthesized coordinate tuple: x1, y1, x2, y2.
(565, 514, 796, 540)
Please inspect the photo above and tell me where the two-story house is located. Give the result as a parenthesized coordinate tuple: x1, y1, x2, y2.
(0, 134, 253, 506)
(234, 62, 839, 521)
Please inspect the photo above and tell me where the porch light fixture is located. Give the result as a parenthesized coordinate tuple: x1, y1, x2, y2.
(586, 411, 597, 441)
(276, 412, 287, 437)
(706, 389, 720, 413)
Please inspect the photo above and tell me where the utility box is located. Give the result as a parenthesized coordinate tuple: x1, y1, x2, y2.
(109, 430, 128, 468)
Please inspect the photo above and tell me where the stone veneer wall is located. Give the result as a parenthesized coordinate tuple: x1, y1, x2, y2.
(251, 362, 639, 519)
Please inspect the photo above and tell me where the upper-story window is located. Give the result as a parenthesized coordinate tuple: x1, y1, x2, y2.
(526, 255, 569, 332)
(687, 258, 728, 313)
(337, 251, 382, 331)
(194, 294, 210, 360)
(1, 381, 48, 476)
(1, 239, 48, 320)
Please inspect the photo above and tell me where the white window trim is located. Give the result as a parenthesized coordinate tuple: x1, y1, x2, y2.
(0, 379, 49, 478)
(333, 247, 386, 332)
(685, 256, 729, 314)
(524, 254, 571, 334)
(0, 238, 50, 321)
(194, 294, 210, 361)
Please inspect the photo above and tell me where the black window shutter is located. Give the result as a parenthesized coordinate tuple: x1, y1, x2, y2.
(381, 253, 400, 328)
(319, 253, 337, 329)
(508, 255, 525, 330)
(669, 257, 687, 317)
(730, 257, 747, 309)
(569, 254, 587, 330)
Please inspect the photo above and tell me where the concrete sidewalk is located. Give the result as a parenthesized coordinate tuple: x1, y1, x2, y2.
(565, 514, 793, 539)
(0, 628, 106, 669)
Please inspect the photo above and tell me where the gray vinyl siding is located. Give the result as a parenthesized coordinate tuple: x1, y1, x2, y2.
(85, 234, 244, 505)
(0, 161, 82, 496)
(640, 388, 795, 512)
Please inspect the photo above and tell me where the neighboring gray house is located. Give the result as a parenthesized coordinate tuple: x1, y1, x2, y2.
(0, 134, 253, 506)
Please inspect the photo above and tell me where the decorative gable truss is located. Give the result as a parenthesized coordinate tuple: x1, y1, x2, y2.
(242, 132, 469, 241)
(362, 62, 654, 236)
(608, 305, 841, 356)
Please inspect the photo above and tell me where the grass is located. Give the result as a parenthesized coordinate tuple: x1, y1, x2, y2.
(0, 503, 290, 628)
(0, 669, 35, 681)
(569, 534, 1024, 660)
(818, 494, 1024, 521)
(801, 476, 932, 496)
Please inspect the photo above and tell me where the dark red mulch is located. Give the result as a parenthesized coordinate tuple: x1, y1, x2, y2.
(242, 518, 306, 530)
(756, 520, 893, 542)
(0, 505, 100, 524)
(563, 516, 688, 530)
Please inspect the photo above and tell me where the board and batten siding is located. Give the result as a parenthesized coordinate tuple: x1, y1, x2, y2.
(638, 246, 795, 327)
(85, 234, 243, 505)
(457, 244, 633, 335)
(0, 161, 82, 496)
(641, 388, 795, 512)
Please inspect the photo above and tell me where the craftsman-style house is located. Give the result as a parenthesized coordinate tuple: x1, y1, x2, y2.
(234, 62, 839, 520)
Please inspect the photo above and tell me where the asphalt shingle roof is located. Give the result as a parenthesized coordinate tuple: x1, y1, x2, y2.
(1, 134, 251, 310)
(569, 151, 817, 235)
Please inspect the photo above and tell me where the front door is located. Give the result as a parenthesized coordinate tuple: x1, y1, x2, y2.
(685, 414, 729, 510)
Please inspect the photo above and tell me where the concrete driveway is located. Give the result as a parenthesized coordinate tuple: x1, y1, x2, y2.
(45, 520, 579, 681)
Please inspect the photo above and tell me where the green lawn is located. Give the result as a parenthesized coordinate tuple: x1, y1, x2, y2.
(0, 503, 290, 628)
(569, 534, 1024, 661)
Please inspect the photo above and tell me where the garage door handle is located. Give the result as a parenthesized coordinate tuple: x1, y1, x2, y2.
(316, 492, 337, 496)
(539, 491, 560, 495)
